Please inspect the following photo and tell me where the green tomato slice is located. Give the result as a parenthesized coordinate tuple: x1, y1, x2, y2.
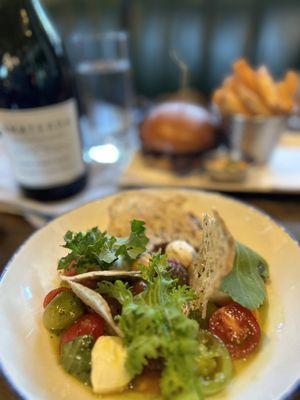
(43, 290, 85, 331)
(60, 334, 94, 384)
(197, 329, 232, 396)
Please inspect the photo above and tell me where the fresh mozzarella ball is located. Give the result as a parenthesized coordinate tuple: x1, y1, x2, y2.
(165, 240, 196, 268)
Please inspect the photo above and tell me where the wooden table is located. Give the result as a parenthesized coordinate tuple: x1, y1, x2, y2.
(0, 192, 299, 400)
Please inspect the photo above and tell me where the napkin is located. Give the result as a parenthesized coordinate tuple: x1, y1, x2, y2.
(0, 137, 122, 227)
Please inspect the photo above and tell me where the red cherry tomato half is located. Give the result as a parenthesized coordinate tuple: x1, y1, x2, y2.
(209, 302, 261, 359)
(43, 287, 70, 309)
(60, 313, 104, 348)
(63, 260, 78, 276)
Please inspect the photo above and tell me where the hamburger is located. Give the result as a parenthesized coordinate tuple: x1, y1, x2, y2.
(139, 101, 217, 171)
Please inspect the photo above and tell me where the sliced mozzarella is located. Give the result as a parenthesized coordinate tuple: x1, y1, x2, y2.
(91, 336, 131, 394)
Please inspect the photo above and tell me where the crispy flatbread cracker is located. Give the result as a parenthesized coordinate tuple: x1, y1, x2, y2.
(108, 192, 203, 249)
(189, 210, 235, 318)
(61, 270, 141, 282)
(67, 281, 123, 337)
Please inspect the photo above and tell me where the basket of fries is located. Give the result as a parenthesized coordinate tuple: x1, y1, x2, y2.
(213, 59, 299, 163)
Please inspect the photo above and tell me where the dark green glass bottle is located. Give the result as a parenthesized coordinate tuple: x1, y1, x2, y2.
(0, 0, 87, 201)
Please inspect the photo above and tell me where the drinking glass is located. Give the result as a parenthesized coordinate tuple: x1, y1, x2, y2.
(70, 31, 134, 164)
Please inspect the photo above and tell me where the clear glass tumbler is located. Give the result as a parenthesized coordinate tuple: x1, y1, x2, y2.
(70, 31, 134, 164)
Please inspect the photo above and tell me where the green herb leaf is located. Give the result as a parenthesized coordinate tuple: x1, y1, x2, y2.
(220, 242, 269, 309)
(57, 220, 149, 273)
(97, 280, 133, 305)
(60, 335, 94, 385)
(116, 220, 150, 260)
(97, 254, 202, 400)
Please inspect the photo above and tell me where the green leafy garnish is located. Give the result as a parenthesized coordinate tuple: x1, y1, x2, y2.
(221, 242, 269, 309)
(57, 220, 149, 273)
(97, 254, 203, 400)
(60, 335, 94, 384)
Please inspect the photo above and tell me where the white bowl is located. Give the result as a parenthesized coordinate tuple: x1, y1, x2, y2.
(0, 189, 299, 400)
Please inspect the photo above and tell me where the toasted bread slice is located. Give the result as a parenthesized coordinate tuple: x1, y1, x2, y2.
(108, 192, 203, 249)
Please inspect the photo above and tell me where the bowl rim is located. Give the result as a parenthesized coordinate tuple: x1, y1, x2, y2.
(0, 188, 299, 400)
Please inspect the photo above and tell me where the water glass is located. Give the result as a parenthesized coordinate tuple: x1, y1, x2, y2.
(70, 31, 134, 164)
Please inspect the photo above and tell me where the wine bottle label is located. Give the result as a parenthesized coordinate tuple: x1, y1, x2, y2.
(0, 99, 85, 188)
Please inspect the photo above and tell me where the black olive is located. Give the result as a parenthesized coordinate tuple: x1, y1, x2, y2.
(102, 295, 122, 317)
(144, 357, 164, 372)
(152, 242, 169, 253)
(167, 259, 189, 286)
(132, 279, 148, 295)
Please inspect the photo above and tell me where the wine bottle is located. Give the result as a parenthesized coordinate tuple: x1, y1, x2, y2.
(0, 0, 87, 201)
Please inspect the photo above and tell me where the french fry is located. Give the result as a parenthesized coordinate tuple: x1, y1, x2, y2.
(223, 76, 236, 89)
(233, 59, 258, 92)
(276, 70, 299, 113)
(255, 66, 280, 112)
(212, 87, 250, 116)
(216, 76, 252, 115)
(276, 81, 294, 113)
(212, 88, 223, 105)
(213, 58, 297, 117)
(283, 70, 299, 98)
(233, 80, 272, 116)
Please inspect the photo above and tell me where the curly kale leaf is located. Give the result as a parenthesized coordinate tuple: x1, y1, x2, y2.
(57, 220, 148, 273)
(97, 254, 202, 399)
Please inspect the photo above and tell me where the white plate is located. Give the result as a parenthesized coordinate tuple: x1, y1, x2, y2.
(0, 189, 299, 400)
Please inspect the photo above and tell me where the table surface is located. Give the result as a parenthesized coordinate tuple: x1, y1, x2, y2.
(0, 192, 299, 400)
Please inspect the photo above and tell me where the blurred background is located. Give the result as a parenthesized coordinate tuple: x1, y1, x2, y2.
(0, 0, 299, 227)
(0, 2, 300, 398)
(44, 0, 300, 98)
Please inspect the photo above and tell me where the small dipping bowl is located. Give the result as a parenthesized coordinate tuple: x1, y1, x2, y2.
(204, 152, 248, 182)
(226, 114, 287, 164)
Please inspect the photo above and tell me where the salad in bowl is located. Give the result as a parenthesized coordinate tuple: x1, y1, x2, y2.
(42, 192, 269, 399)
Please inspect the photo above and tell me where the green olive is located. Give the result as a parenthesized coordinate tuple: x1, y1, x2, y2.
(43, 290, 85, 331)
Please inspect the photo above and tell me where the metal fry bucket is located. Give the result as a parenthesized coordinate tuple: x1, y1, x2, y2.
(228, 114, 287, 164)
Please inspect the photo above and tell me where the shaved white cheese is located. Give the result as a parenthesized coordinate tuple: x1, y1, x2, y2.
(66, 281, 123, 337)
(166, 240, 196, 268)
(61, 270, 141, 282)
(91, 336, 131, 394)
